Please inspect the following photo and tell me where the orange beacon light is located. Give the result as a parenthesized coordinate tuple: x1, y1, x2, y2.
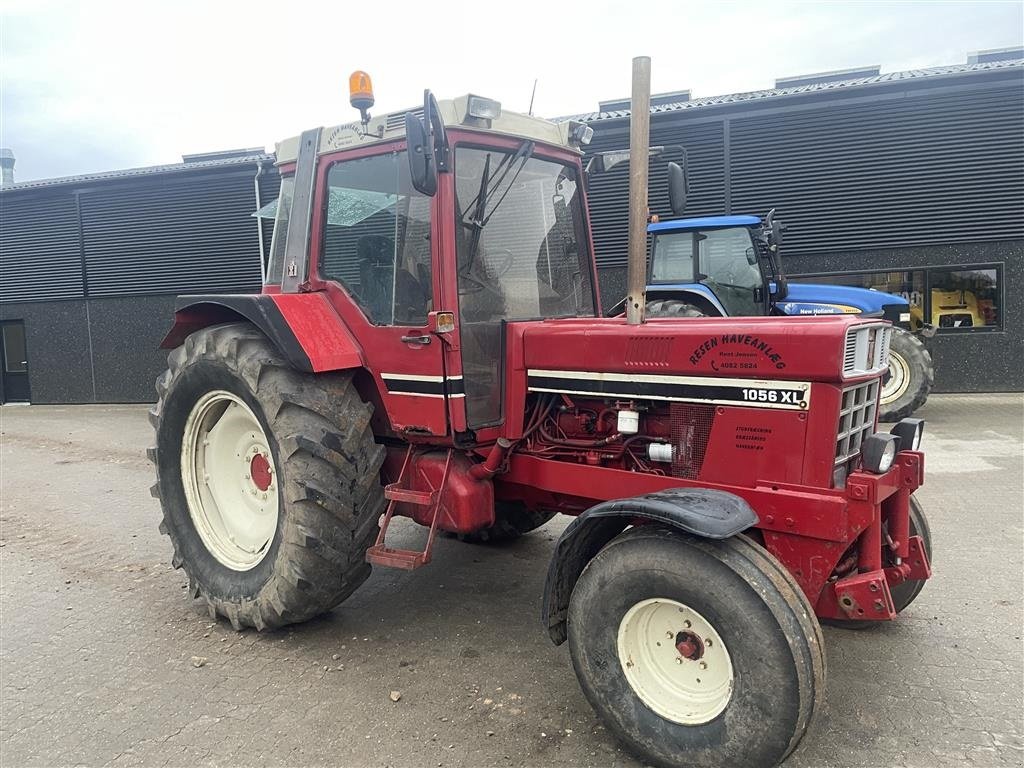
(349, 71, 374, 124)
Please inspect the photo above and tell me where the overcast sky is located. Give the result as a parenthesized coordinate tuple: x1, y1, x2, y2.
(2, 0, 1022, 182)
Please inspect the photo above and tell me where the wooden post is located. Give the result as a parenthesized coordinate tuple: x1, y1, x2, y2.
(625, 56, 651, 325)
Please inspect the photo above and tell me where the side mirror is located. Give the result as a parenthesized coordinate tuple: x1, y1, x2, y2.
(406, 90, 449, 197)
(772, 219, 784, 248)
(405, 111, 437, 196)
(667, 161, 687, 217)
(764, 208, 784, 250)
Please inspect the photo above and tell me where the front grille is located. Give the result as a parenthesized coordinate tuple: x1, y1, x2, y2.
(670, 404, 715, 479)
(835, 379, 880, 466)
(843, 324, 892, 377)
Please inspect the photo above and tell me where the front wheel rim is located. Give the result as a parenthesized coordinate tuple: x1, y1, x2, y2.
(181, 390, 279, 571)
(880, 350, 912, 405)
(617, 598, 734, 725)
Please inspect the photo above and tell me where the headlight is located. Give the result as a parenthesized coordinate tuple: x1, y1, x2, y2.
(861, 433, 898, 474)
(890, 418, 924, 451)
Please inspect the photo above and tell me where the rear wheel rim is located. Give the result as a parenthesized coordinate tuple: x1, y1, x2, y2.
(617, 598, 734, 725)
(181, 390, 279, 571)
(881, 350, 911, 405)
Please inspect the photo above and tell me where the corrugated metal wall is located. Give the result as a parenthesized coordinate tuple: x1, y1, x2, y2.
(0, 194, 84, 302)
(586, 123, 724, 269)
(1, 164, 278, 303)
(729, 87, 1024, 253)
(585, 80, 1024, 269)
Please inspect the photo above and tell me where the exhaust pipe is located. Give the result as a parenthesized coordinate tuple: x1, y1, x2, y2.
(625, 56, 651, 326)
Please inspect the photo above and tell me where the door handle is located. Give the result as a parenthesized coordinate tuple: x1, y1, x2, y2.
(400, 335, 431, 345)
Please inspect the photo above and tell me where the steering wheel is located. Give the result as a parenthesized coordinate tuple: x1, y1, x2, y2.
(482, 248, 515, 277)
(458, 249, 515, 294)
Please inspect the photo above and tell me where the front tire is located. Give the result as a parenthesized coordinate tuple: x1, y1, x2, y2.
(890, 497, 932, 612)
(568, 526, 825, 768)
(879, 329, 933, 421)
(148, 323, 385, 630)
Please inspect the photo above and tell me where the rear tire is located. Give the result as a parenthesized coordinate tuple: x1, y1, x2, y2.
(568, 526, 825, 768)
(148, 322, 385, 631)
(879, 329, 933, 421)
(455, 502, 556, 544)
(646, 299, 707, 318)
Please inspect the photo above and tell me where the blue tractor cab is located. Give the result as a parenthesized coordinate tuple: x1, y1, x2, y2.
(645, 213, 911, 327)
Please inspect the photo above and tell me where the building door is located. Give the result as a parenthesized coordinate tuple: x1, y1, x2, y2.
(1, 322, 30, 403)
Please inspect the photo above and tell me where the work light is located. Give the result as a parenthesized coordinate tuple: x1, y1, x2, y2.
(467, 95, 502, 121)
(860, 433, 899, 474)
(569, 121, 594, 146)
(889, 418, 924, 451)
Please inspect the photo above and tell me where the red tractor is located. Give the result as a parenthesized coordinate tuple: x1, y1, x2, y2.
(150, 72, 932, 768)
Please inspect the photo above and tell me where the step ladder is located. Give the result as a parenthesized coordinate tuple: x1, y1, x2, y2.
(365, 446, 453, 570)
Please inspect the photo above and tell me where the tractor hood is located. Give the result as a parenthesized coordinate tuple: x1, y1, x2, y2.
(515, 314, 886, 383)
(777, 282, 909, 316)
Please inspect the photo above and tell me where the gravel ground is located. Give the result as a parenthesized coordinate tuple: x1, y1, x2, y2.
(1, 394, 1022, 767)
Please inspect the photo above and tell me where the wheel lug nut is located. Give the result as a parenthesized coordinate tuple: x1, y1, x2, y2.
(674, 658, 682, 665)
(666, 632, 673, 639)
(684, 620, 691, 628)
(699, 661, 708, 670)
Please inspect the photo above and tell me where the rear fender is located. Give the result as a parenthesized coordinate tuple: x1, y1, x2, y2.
(161, 293, 364, 373)
(541, 487, 758, 644)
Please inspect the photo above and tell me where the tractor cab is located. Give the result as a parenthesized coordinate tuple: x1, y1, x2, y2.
(264, 83, 599, 440)
(646, 212, 788, 317)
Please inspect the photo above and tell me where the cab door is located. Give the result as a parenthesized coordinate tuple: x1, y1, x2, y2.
(309, 143, 451, 437)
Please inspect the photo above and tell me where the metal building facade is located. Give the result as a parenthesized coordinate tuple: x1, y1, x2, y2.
(579, 59, 1024, 393)
(0, 154, 278, 404)
(1, 57, 1021, 403)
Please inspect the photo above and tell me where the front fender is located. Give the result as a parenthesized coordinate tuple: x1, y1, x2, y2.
(161, 292, 363, 373)
(541, 487, 758, 644)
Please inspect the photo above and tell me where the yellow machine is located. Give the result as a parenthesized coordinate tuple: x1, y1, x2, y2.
(910, 288, 985, 329)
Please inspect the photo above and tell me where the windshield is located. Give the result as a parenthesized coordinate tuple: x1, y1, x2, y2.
(454, 146, 596, 321)
(651, 226, 763, 316)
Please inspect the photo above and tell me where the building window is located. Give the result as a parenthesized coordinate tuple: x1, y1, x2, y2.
(319, 151, 433, 326)
(927, 267, 1000, 330)
(790, 264, 1002, 332)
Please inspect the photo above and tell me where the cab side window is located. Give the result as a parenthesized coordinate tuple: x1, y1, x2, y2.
(320, 151, 432, 325)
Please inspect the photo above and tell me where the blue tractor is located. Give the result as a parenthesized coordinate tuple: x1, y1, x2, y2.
(639, 211, 934, 421)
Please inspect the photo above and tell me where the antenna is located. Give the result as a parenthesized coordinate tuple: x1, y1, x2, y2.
(528, 79, 538, 116)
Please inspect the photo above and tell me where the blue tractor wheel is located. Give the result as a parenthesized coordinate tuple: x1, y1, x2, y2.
(879, 329, 933, 422)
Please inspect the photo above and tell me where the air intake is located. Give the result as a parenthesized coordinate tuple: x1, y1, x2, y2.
(385, 108, 423, 133)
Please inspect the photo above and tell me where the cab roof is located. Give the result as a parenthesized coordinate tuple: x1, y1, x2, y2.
(648, 215, 761, 233)
(275, 95, 579, 165)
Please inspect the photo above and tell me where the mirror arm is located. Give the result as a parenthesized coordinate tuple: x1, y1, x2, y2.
(424, 91, 449, 172)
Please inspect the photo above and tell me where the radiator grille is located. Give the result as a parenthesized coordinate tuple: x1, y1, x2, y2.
(670, 404, 716, 479)
(842, 324, 892, 377)
(835, 380, 880, 465)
